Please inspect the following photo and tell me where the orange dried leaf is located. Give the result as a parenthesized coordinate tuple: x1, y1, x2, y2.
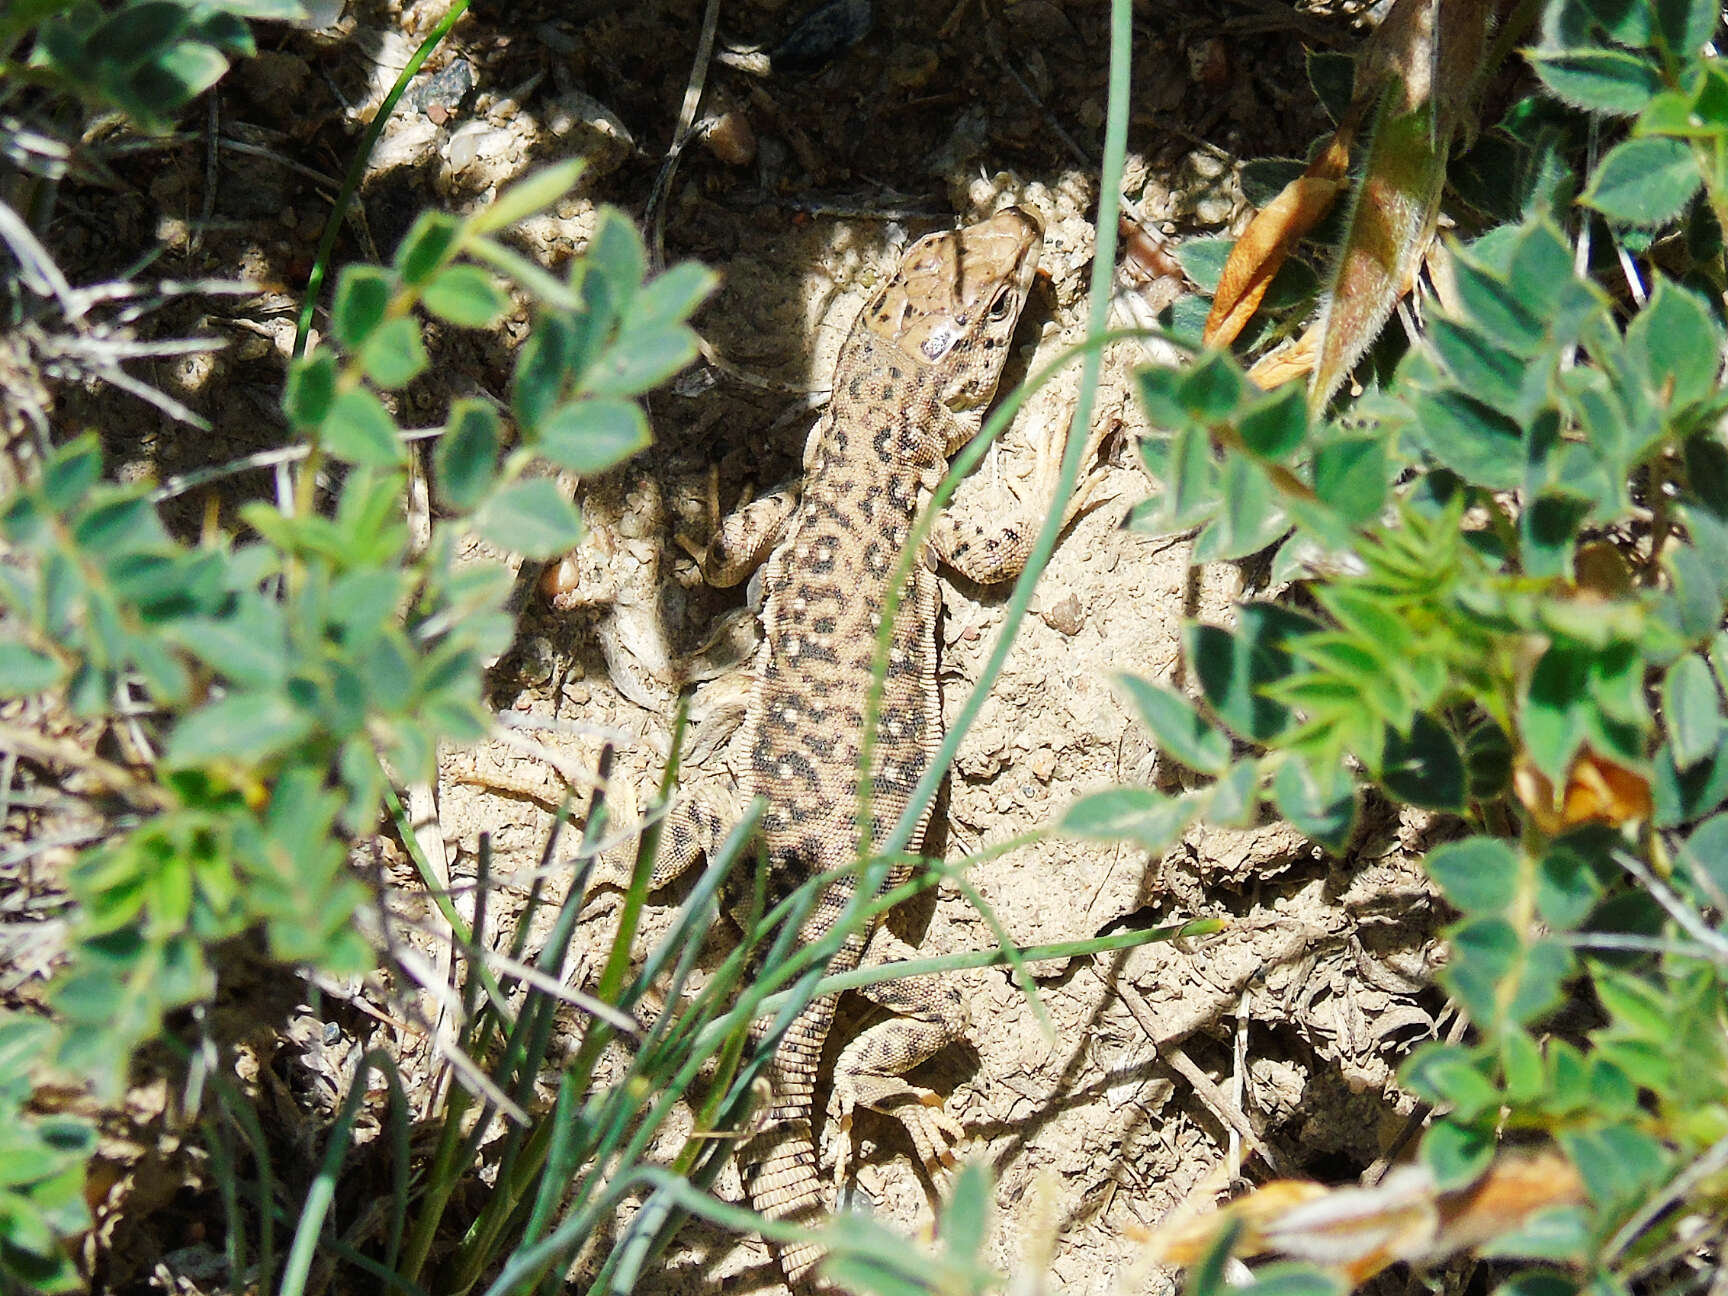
(1423, 1151, 1583, 1261)
(1561, 749, 1653, 828)
(1147, 1180, 1330, 1264)
(1204, 174, 1348, 349)
(1516, 749, 1653, 832)
(1247, 328, 1319, 389)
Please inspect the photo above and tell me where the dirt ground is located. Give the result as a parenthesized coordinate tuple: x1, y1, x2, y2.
(16, 0, 1460, 1291)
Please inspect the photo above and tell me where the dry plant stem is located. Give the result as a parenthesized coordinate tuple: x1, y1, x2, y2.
(646, 0, 722, 269)
(0, 719, 172, 811)
(1104, 966, 1287, 1175)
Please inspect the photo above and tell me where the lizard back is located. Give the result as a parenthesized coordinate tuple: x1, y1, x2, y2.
(743, 207, 1045, 894)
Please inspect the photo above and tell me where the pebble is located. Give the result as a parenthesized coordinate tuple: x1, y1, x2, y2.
(1041, 592, 1084, 636)
(703, 111, 756, 166)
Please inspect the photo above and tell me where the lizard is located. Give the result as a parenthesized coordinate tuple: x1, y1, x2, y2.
(622, 205, 1074, 1291)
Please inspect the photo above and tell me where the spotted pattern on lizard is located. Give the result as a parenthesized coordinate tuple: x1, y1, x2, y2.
(640, 207, 1057, 1292)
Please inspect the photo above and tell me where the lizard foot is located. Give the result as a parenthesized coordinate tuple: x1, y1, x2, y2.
(827, 1079, 964, 1190)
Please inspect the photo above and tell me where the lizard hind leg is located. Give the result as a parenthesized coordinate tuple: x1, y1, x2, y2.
(932, 403, 1117, 587)
(824, 927, 969, 1193)
(679, 473, 802, 589)
(586, 784, 747, 905)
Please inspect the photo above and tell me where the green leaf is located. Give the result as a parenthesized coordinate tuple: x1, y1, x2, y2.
(1180, 352, 1245, 420)
(1271, 757, 1357, 852)
(358, 316, 428, 390)
(1173, 238, 1231, 293)
(1463, 717, 1513, 799)
(1192, 453, 1285, 563)
(1583, 1053, 1640, 1114)
(435, 400, 500, 509)
(1421, 1117, 1495, 1190)
(1411, 390, 1525, 490)
(1202, 760, 1259, 827)
(87, 3, 192, 68)
(1429, 316, 1530, 413)
(1406, 1045, 1501, 1119)
(1135, 367, 1188, 428)
(936, 1161, 991, 1258)
(580, 325, 698, 398)
(1380, 712, 1466, 811)
(1559, 1124, 1667, 1207)
(1443, 919, 1572, 1029)
(472, 478, 583, 558)
(166, 690, 314, 766)
(283, 353, 337, 429)
(1582, 135, 1702, 226)
(73, 492, 159, 554)
(535, 398, 651, 475)
(1521, 494, 1592, 580)
(1235, 382, 1308, 460)
(1187, 605, 1314, 744)
(1059, 786, 1201, 853)
(41, 435, 102, 513)
(584, 207, 647, 310)
(423, 264, 507, 328)
(1114, 675, 1230, 775)
(1531, 48, 1663, 115)
(1449, 242, 1545, 355)
(1131, 423, 1217, 533)
(321, 388, 405, 467)
(394, 211, 462, 284)
(0, 642, 64, 694)
(1426, 837, 1518, 914)
(629, 262, 718, 332)
(1627, 277, 1723, 411)
(1654, 0, 1719, 54)
(1680, 812, 1728, 904)
(1478, 1208, 1591, 1265)
(1521, 644, 1590, 781)
(1663, 653, 1722, 768)
(331, 265, 391, 349)
(1500, 1027, 1544, 1102)
(1663, 533, 1725, 642)
(468, 158, 585, 234)
(1535, 831, 1613, 929)
(1311, 436, 1386, 525)
(1237, 1267, 1344, 1296)
(512, 312, 578, 432)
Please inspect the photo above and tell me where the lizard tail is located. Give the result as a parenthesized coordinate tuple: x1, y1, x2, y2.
(742, 1114, 832, 1292)
(741, 1002, 842, 1293)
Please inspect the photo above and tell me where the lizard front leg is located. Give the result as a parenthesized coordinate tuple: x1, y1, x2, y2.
(932, 406, 1114, 586)
(824, 927, 969, 1193)
(586, 784, 748, 901)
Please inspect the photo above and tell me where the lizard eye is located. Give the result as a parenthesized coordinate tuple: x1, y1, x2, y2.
(986, 287, 1015, 321)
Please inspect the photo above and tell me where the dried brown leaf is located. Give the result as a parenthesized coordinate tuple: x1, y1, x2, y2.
(1145, 1151, 1584, 1286)
(1204, 175, 1347, 350)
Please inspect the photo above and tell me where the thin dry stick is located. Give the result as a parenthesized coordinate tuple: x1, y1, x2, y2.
(1104, 967, 1288, 1175)
(645, 0, 724, 269)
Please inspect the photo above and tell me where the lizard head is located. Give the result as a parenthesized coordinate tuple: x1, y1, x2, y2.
(860, 205, 1044, 413)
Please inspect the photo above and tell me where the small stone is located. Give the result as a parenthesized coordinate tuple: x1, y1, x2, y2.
(1026, 748, 1056, 782)
(703, 111, 756, 166)
(1041, 593, 1084, 636)
(540, 555, 581, 607)
(882, 45, 938, 92)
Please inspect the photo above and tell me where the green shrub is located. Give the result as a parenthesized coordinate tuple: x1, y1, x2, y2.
(1066, 0, 1728, 1288)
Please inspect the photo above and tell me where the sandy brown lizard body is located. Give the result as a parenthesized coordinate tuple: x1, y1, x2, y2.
(645, 207, 1055, 1290)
